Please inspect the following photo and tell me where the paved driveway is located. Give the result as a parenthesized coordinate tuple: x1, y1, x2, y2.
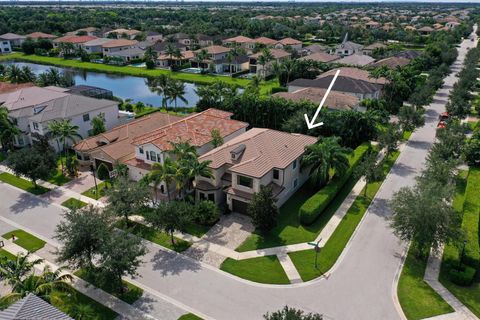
(0, 33, 475, 320)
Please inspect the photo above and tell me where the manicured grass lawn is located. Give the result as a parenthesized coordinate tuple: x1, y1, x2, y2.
(178, 314, 203, 320)
(0, 172, 50, 195)
(439, 169, 480, 318)
(402, 130, 413, 141)
(61, 198, 88, 210)
(288, 151, 400, 281)
(117, 221, 191, 252)
(51, 289, 118, 320)
(398, 246, 454, 320)
(2, 229, 46, 253)
(184, 222, 211, 238)
(0, 249, 16, 260)
(75, 269, 143, 304)
(81, 181, 111, 200)
(220, 256, 290, 284)
(48, 171, 71, 186)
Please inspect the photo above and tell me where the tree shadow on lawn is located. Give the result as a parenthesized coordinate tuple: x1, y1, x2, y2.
(150, 249, 201, 277)
(9, 191, 49, 214)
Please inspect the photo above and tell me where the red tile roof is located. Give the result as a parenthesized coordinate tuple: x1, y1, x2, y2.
(254, 37, 278, 45)
(54, 35, 97, 44)
(26, 32, 57, 39)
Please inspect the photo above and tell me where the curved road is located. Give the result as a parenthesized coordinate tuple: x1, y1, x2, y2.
(0, 31, 476, 320)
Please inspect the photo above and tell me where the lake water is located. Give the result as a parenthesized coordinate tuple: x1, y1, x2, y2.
(0, 61, 200, 108)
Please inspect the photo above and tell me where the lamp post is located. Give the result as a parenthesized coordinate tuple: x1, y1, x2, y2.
(459, 239, 467, 269)
(90, 164, 98, 196)
(308, 238, 321, 269)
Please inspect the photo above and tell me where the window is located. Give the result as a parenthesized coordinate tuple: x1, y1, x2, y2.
(273, 169, 279, 180)
(83, 113, 90, 122)
(199, 192, 206, 200)
(208, 193, 215, 202)
(146, 152, 150, 160)
(139, 147, 144, 154)
(32, 122, 39, 130)
(293, 179, 298, 188)
(157, 153, 161, 162)
(84, 155, 90, 161)
(237, 175, 253, 188)
(293, 159, 297, 169)
(150, 151, 157, 162)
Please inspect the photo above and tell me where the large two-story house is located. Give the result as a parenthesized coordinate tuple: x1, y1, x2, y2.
(195, 128, 317, 213)
(0, 86, 119, 151)
(191, 45, 231, 73)
(0, 35, 13, 54)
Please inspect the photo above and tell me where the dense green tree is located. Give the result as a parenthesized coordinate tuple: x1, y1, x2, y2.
(194, 200, 220, 226)
(354, 150, 383, 196)
(211, 128, 224, 148)
(0, 105, 20, 151)
(248, 185, 278, 232)
(264, 306, 323, 320)
(398, 105, 425, 133)
(90, 114, 106, 136)
(378, 123, 402, 156)
(6, 147, 57, 187)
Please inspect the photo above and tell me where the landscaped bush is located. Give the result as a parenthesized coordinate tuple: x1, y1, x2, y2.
(270, 86, 288, 94)
(448, 265, 477, 286)
(195, 200, 220, 226)
(299, 142, 370, 225)
(96, 163, 110, 181)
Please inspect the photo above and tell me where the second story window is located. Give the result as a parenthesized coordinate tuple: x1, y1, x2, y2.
(33, 122, 39, 130)
(273, 169, 279, 180)
(139, 147, 144, 154)
(150, 151, 157, 162)
(237, 175, 253, 188)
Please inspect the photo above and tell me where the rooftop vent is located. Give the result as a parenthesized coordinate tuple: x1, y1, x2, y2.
(230, 144, 246, 161)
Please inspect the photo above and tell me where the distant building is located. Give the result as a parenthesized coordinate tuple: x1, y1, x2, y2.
(333, 33, 363, 57)
(0, 33, 26, 47)
(0, 35, 12, 54)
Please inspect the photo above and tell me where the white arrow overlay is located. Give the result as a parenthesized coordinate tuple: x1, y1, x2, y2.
(304, 69, 341, 129)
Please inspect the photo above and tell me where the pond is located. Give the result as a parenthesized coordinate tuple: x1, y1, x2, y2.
(0, 61, 200, 108)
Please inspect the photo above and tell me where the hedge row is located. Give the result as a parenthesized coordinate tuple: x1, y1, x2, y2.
(299, 142, 371, 225)
(461, 168, 480, 268)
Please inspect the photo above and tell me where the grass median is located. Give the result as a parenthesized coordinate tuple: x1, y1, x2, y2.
(0, 172, 50, 195)
(220, 256, 290, 284)
(288, 151, 400, 281)
(61, 198, 88, 210)
(2, 229, 46, 253)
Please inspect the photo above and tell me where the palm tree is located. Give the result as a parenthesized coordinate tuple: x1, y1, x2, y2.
(302, 136, 351, 187)
(46, 68, 62, 86)
(165, 44, 177, 67)
(0, 104, 20, 151)
(166, 80, 188, 112)
(146, 75, 171, 109)
(185, 158, 213, 191)
(195, 48, 209, 72)
(47, 120, 65, 172)
(230, 44, 246, 74)
(20, 66, 36, 83)
(173, 48, 184, 66)
(148, 157, 177, 202)
(0, 265, 73, 306)
(0, 252, 43, 289)
(273, 59, 297, 86)
(48, 119, 82, 173)
(5, 65, 24, 84)
(258, 48, 274, 79)
(169, 140, 198, 161)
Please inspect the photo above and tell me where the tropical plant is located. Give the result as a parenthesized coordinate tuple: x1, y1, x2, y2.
(47, 119, 82, 172)
(90, 113, 106, 136)
(166, 79, 188, 111)
(0, 252, 43, 288)
(302, 136, 351, 187)
(211, 128, 224, 148)
(354, 150, 383, 196)
(146, 75, 171, 109)
(248, 185, 278, 232)
(147, 157, 177, 202)
(257, 48, 274, 79)
(264, 306, 323, 320)
(0, 104, 20, 151)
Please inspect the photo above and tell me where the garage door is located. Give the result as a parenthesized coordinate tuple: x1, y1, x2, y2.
(232, 199, 249, 215)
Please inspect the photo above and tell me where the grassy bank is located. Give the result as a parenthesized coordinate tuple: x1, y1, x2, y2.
(220, 256, 290, 284)
(0, 172, 50, 195)
(2, 229, 46, 252)
(288, 151, 400, 281)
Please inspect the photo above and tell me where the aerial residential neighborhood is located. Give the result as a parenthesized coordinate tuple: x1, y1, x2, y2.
(0, 1, 479, 320)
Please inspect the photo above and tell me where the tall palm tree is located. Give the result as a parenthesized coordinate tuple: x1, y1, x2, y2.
(20, 66, 36, 83)
(302, 136, 351, 187)
(185, 158, 213, 191)
(5, 65, 24, 84)
(146, 75, 171, 109)
(148, 157, 177, 202)
(230, 44, 246, 74)
(258, 48, 274, 79)
(195, 48, 209, 72)
(166, 80, 188, 112)
(0, 265, 73, 306)
(169, 140, 198, 161)
(48, 119, 82, 173)
(47, 120, 65, 172)
(165, 44, 177, 67)
(0, 104, 20, 152)
(0, 252, 43, 289)
(173, 48, 184, 66)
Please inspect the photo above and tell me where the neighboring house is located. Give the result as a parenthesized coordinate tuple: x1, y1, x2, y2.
(335, 53, 375, 67)
(303, 44, 330, 55)
(418, 26, 435, 35)
(275, 37, 303, 51)
(66, 27, 98, 36)
(82, 38, 113, 53)
(362, 42, 387, 56)
(0, 33, 26, 47)
(157, 50, 195, 68)
(252, 36, 278, 48)
(151, 41, 187, 55)
(25, 32, 57, 40)
(107, 47, 145, 63)
(191, 45, 231, 73)
(145, 31, 163, 42)
(196, 128, 317, 212)
(0, 36, 12, 54)
(446, 21, 461, 29)
(219, 54, 250, 74)
(53, 35, 98, 52)
(299, 52, 340, 63)
(0, 293, 73, 320)
(273, 87, 361, 111)
(288, 67, 387, 100)
(127, 109, 248, 197)
(365, 21, 381, 29)
(333, 34, 363, 56)
(104, 28, 142, 40)
(370, 56, 410, 69)
(0, 86, 120, 151)
(249, 48, 291, 78)
(222, 35, 254, 51)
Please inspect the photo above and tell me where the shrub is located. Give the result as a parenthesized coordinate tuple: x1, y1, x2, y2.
(195, 200, 220, 225)
(96, 163, 110, 181)
(299, 143, 370, 225)
(249, 185, 278, 232)
(270, 86, 288, 94)
(448, 265, 476, 286)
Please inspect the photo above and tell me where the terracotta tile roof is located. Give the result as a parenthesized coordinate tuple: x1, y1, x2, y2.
(26, 32, 57, 39)
(157, 50, 194, 60)
(279, 37, 302, 45)
(199, 128, 317, 178)
(197, 45, 230, 55)
(370, 56, 411, 69)
(254, 37, 278, 45)
(0, 33, 26, 40)
(102, 39, 137, 48)
(123, 157, 152, 171)
(273, 87, 360, 111)
(132, 108, 248, 151)
(249, 48, 291, 59)
(74, 112, 182, 162)
(54, 35, 97, 44)
(418, 26, 435, 32)
(363, 42, 387, 50)
(0, 82, 35, 94)
(224, 36, 253, 43)
(335, 54, 375, 66)
(318, 67, 387, 85)
(106, 28, 141, 36)
(299, 52, 339, 63)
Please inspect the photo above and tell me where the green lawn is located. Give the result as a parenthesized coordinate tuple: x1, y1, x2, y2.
(288, 151, 400, 281)
(0, 249, 16, 260)
(178, 314, 203, 320)
(220, 256, 290, 284)
(48, 170, 71, 186)
(236, 145, 370, 252)
(75, 269, 143, 304)
(439, 169, 480, 318)
(398, 246, 454, 320)
(61, 198, 88, 210)
(0, 172, 50, 195)
(51, 289, 118, 320)
(402, 130, 413, 141)
(81, 181, 111, 200)
(116, 221, 191, 252)
(2, 229, 46, 252)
